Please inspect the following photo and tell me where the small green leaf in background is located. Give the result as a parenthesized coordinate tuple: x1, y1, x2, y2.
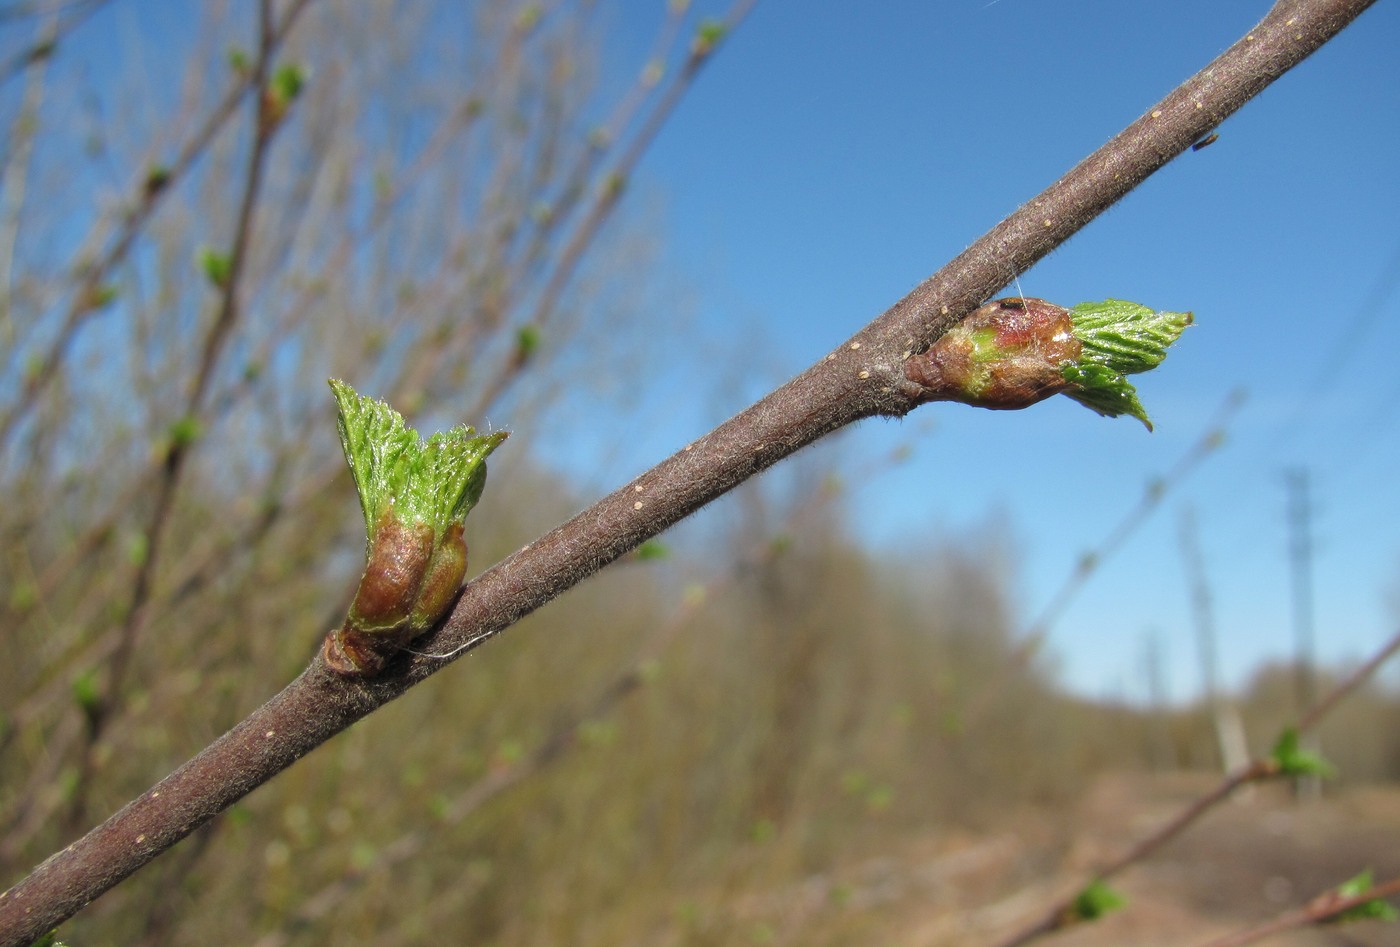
(269, 63, 305, 104)
(578, 719, 619, 748)
(167, 415, 202, 450)
(1071, 879, 1127, 921)
(694, 18, 727, 54)
(71, 670, 100, 717)
(8, 578, 37, 612)
(750, 818, 776, 844)
(1330, 869, 1400, 924)
(125, 531, 148, 568)
(632, 539, 669, 561)
(85, 283, 119, 311)
(1270, 727, 1336, 779)
(514, 3, 542, 31)
(198, 248, 232, 289)
(144, 164, 171, 196)
(515, 324, 541, 361)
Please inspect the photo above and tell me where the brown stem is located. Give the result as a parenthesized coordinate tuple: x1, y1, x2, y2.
(463, 0, 760, 418)
(1193, 874, 1400, 947)
(992, 624, 1400, 947)
(63, 0, 285, 835)
(0, 1, 1377, 943)
(0, 0, 314, 455)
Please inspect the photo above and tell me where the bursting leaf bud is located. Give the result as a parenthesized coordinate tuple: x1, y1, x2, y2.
(905, 297, 1191, 430)
(322, 380, 507, 677)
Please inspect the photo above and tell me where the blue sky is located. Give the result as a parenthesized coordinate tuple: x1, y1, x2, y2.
(590, 0, 1400, 703)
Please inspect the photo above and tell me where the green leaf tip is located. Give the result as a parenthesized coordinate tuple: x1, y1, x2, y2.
(903, 296, 1191, 430)
(1270, 727, 1336, 779)
(329, 379, 506, 543)
(270, 63, 306, 104)
(198, 247, 232, 289)
(1071, 879, 1127, 922)
(1332, 869, 1400, 924)
(694, 18, 728, 53)
(323, 380, 508, 678)
(1063, 300, 1192, 430)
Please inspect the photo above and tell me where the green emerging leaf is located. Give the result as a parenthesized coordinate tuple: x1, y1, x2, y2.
(1331, 869, 1400, 924)
(695, 18, 728, 52)
(1062, 300, 1192, 430)
(198, 248, 232, 289)
(1071, 300, 1192, 374)
(1270, 727, 1336, 779)
(269, 63, 306, 105)
(329, 380, 507, 548)
(1061, 361, 1153, 429)
(1071, 879, 1127, 921)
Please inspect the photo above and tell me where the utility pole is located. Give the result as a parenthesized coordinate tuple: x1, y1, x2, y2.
(1179, 508, 1248, 774)
(1285, 468, 1319, 798)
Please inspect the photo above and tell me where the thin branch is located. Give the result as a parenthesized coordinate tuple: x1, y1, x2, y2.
(1193, 874, 1400, 947)
(956, 390, 1243, 734)
(463, 0, 760, 418)
(990, 625, 1400, 947)
(60, 0, 285, 836)
(0, 1, 1377, 943)
(0, 0, 314, 454)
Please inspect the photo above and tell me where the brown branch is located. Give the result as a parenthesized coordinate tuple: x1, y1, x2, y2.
(991, 623, 1400, 947)
(956, 390, 1243, 735)
(1193, 874, 1400, 947)
(61, 0, 287, 836)
(0, 1, 1377, 943)
(0, 0, 314, 455)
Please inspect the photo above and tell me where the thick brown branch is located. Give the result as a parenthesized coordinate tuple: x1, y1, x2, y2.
(0, 1, 1377, 943)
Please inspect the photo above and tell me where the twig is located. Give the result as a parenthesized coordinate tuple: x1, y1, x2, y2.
(0, 0, 313, 454)
(990, 625, 1400, 947)
(1192, 874, 1400, 947)
(957, 390, 1243, 734)
(0, 1, 1375, 943)
(61, 0, 286, 836)
(463, 0, 760, 418)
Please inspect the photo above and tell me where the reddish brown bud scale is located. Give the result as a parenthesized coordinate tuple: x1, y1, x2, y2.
(324, 516, 443, 678)
(322, 624, 412, 678)
(348, 515, 435, 629)
(905, 297, 1080, 409)
(411, 523, 468, 628)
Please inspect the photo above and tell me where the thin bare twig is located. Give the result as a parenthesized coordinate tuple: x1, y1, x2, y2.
(991, 625, 1400, 947)
(0, 1, 1377, 943)
(0, 0, 313, 454)
(956, 390, 1244, 734)
(60, 0, 287, 836)
(1193, 874, 1400, 947)
(464, 0, 760, 418)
